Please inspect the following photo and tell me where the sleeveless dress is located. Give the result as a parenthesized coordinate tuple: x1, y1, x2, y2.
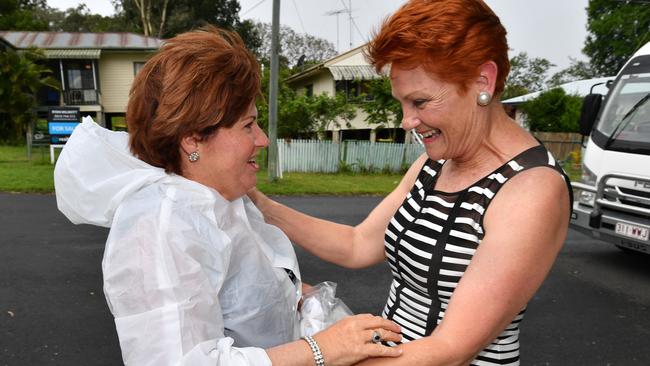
(382, 144, 572, 365)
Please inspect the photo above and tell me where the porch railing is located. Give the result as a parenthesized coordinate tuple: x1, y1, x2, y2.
(62, 89, 100, 105)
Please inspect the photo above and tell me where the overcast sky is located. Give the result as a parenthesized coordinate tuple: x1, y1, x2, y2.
(48, 0, 590, 72)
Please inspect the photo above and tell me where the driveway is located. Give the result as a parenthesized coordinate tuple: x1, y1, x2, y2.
(1, 194, 649, 365)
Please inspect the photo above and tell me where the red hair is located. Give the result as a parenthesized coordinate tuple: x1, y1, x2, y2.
(127, 26, 261, 174)
(366, 0, 510, 95)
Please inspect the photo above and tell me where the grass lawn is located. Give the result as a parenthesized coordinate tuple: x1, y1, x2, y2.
(256, 172, 402, 195)
(0, 145, 56, 193)
(0, 145, 402, 195)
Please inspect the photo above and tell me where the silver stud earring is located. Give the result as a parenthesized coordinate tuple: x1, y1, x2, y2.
(188, 151, 200, 162)
(477, 91, 492, 106)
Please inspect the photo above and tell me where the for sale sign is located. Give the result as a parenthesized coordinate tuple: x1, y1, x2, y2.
(48, 107, 80, 144)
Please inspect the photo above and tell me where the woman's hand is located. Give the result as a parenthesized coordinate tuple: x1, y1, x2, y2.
(297, 282, 313, 311)
(247, 187, 267, 208)
(313, 314, 403, 366)
(301, 282, 314, 294)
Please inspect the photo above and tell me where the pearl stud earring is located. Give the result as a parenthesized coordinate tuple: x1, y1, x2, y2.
(477, 91, 492, 106)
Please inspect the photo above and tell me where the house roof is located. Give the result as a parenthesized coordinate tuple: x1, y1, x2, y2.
(0, 31, 163, 51)
(0, 36, 15, 51)
(502, 76, 615, 105)
(286, 44, 383, 84)
(285, 63, 327, 84)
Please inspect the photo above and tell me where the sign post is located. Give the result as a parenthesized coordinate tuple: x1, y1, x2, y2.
(48, 107, 80, 163)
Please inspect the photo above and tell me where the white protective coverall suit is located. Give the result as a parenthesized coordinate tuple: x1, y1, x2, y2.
(54, 118, 302, 366)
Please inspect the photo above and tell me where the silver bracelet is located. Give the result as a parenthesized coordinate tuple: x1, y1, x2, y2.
(302, 335, 325, 366)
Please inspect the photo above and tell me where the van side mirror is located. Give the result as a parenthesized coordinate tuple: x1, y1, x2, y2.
(578, 93, 603, 136)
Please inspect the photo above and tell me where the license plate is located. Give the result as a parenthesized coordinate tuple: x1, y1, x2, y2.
(615, 222, 649, 241)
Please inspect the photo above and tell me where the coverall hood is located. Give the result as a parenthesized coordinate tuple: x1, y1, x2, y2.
(54, 116, 168, 228)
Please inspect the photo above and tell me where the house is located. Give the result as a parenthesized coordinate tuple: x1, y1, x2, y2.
(0, 31, 163, 130)
(502, 76, 615, 127)
(286, 45, 409, 142)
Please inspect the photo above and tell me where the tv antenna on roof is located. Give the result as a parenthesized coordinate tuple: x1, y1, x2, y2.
(325, 8, 346, 53)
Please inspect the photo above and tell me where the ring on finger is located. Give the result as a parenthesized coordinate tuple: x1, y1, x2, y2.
(371, 330, 382, 344)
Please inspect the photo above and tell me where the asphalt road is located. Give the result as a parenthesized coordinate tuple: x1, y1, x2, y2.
(1, 194, 649, 365)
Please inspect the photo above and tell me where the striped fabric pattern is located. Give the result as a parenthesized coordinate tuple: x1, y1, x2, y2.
(382, 144, 571, 366)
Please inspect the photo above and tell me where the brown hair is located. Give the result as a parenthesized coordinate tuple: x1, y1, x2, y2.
(127, 25, 261, 174)
(366, 0, 510, 95)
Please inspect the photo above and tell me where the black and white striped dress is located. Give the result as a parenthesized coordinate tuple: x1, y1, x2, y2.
(382, 144, 572, 365)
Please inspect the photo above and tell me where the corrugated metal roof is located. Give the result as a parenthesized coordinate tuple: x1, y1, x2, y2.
(0, 31, 163, 50)
(43, 49, 101, 59)
(0, 37, 15, 50)
(328, 65, 381, 81)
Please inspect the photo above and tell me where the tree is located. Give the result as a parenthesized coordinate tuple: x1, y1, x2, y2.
(358, 77, 410, 166)
(253, 21, 337, 67)
(133, 0, 170, 37)
(2, 2, 132, 33)
(519, 88, 582, 133)
(47, 4, 129, 33)
(358, 77, 402, 136)
(112, 0, 172, 38)
(0, 48, 59, 143)
(112, 0, 261, 51)
(234, 19, 262, 57)
(257, 67, 311, 138)
(0, 0, 50, 30)
(179, 0, 259, 48)
(260, 88, 357, 138)
(257, 66, 356, 138)
(307, 92, 357, 133)
(584, 0, 650, 76)
(547, 57, 598, 87)
(502, 51, 554, 100)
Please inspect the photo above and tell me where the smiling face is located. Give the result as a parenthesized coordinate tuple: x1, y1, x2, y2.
(391, 64, 489, 163)
(182, 103, 269, 200)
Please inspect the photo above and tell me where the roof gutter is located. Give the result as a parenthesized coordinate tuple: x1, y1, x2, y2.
(285, 63, 326, 84)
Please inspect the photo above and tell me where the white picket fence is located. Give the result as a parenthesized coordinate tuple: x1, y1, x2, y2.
(268, 134, 577, 175)
(276, 139, 425, 173)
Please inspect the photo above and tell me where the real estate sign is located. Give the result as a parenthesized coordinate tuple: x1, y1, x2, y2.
(48, 107, 80, 144)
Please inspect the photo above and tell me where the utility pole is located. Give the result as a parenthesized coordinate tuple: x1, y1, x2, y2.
(268, 0, 280, 181)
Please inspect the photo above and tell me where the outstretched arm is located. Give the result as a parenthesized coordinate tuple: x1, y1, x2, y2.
(355, 166, 571, 365)
(250, 154, 429, 269)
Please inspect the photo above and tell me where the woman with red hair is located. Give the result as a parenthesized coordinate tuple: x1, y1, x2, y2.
(250, 1, 572, 365)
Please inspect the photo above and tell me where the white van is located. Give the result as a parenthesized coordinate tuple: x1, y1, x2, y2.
(571, 41, 650, 254)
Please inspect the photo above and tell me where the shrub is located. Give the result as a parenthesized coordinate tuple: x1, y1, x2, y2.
(519, 88, 583, 132)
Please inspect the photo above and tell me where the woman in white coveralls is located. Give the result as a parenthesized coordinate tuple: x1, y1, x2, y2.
(54, 26, 402, 366)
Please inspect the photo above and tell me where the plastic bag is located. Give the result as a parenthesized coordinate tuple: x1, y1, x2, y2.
(299, 281, 354, 337)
